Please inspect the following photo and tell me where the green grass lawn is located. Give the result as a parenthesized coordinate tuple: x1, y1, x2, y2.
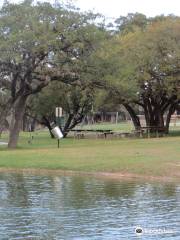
(0, 129, 180, 180)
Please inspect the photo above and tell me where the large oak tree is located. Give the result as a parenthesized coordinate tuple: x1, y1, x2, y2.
(0, 0, 104, 148)
(101, 16, 180, 132)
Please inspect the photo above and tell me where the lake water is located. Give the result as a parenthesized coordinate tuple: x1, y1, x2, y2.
(0, 173, 179, 239)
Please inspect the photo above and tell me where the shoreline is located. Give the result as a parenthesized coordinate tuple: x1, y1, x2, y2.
(0, 167, 179, 183)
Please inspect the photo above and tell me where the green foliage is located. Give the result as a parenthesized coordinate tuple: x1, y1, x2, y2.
(29, 81, 94, 119)
(94, 15, 180, 130)
(102, 17, 180, 103)
(115, 13, 148, 33)
(119, 18, 180, 98)
(0, 0, 106, 146)
(0, 0, 106, 98)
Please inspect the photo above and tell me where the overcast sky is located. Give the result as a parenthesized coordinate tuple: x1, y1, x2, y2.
(1, 0, 180, 19)
(75, 0, 180, 19)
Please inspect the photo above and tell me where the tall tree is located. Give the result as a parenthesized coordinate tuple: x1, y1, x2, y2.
(115, 13, 148, 33)
(27, 82, 94, 138)
(101, 17, 180, 132)
(0, 0, 104, 147)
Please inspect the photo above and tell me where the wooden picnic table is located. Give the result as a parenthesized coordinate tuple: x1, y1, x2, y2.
(139, 126, 166, 137)
(70, 129, 112, 132)
(69, 129, 113, 139)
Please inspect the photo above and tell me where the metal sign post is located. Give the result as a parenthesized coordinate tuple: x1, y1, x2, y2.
(52, 107, 65, 148)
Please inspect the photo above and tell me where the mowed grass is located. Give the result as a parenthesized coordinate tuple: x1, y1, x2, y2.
(0, 129, 180, 179)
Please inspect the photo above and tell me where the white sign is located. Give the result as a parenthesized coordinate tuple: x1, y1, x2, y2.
(55, 107, 63, 117)
(51, 126, 63, 139)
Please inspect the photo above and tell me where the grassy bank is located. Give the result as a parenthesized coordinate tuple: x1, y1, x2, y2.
(0, 131, 180, 180)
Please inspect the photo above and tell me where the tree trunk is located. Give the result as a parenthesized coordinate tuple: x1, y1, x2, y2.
(31, 117, 36, 132)
(8, 96, 28, 149)
(41, 116, 54, 139)
(123, 104, 141, 130)
(62, 114, 73, 138)
(0, 126, 3, 138)
(144, 104, 165, 133)
(63, 113, 85, 138)
(157, 111, 164, 128)
(0, 114, 5, 137)
(22, 114, 28, 131)
(165, 105, 176, 134)
(0, 107, 10, 137)
(144, 107, 151, 126)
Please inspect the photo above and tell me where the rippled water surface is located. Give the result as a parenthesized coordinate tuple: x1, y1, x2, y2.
(0, 173, 179, 239)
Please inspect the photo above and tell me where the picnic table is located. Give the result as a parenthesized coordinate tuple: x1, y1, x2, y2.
(69, 129, 113, 139)
(134, 126, 166, 138)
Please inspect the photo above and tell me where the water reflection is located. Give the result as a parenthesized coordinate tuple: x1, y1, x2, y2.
(0, 173, 179, 239)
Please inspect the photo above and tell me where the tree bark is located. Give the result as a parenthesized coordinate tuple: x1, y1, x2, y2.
(125, 95, 178, 135)
(0, 106, 11, 137)
(165, 105, 176, 134)
(123, 103, 141, 130)
(0, 126, 3, 137)
(8, 96, 28, 149)
(0, 114, 5, 137)
(41, 116, 54, 139)
(143, 100, 165, 133)
(62, 114, 73, 138)
(31, 117, 36, 132)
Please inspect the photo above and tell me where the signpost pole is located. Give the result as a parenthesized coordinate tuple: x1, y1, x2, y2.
(53, 107, 64, 149)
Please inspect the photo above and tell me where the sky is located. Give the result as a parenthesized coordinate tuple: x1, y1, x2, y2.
(1, 0, 180, 19)
(75, 0, 180, 19)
